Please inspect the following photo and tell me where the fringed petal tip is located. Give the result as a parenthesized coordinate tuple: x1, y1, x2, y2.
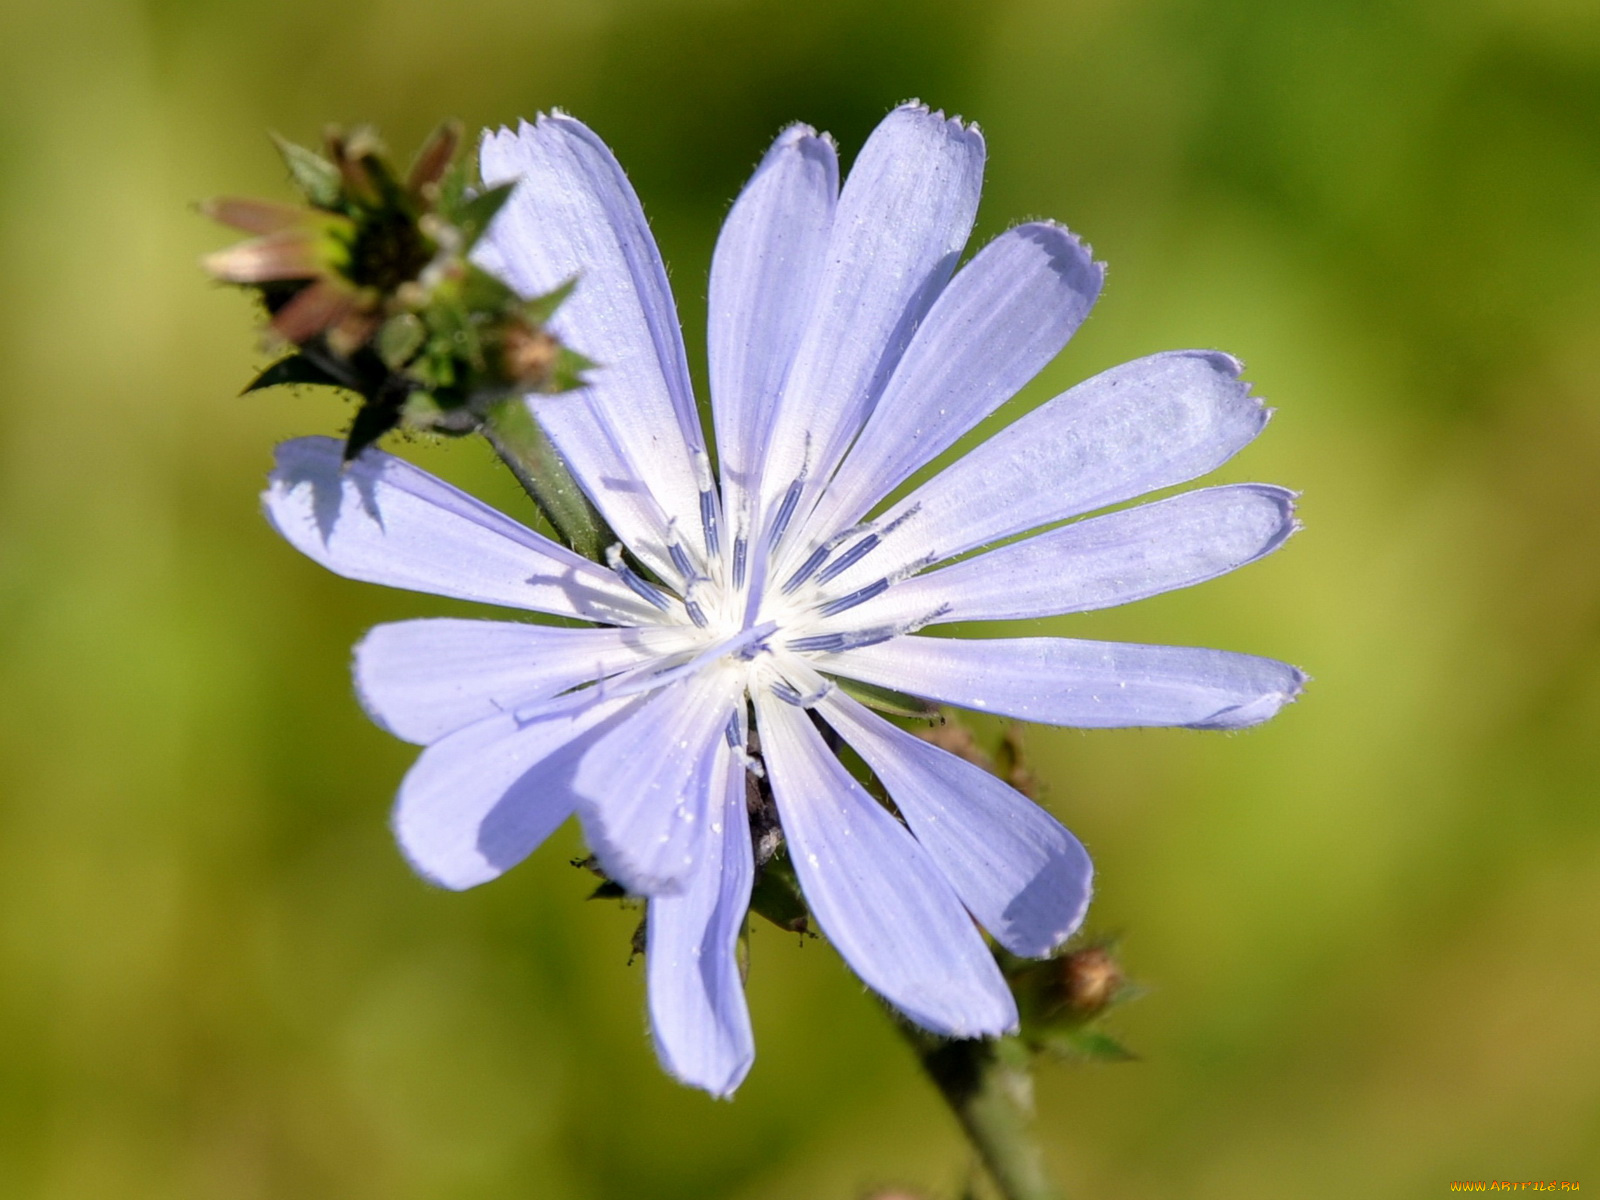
(1010, 218, 1105, 285)
(480, 109, 593, 150)
(1207, 350, 1276, 426)
(1189, 664, 1310, 731)
(1009, 220, 1106, 303)
(892, 98, 983, 141)
(1243, 483, 1302, 557)
(1203, 349, 1276, 436)
(771, 121, 822, 148)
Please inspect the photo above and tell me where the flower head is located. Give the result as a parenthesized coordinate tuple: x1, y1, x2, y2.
(204, 124, 590, 459)
(263, 104, 1303, 1097)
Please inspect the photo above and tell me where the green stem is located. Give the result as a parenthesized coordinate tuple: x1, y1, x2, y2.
(482, 398, 613, 562)
(900, 1026, 1063, 1200)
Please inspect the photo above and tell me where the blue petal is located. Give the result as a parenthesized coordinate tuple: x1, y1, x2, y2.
(708, 124, 838, 532)
(355, 618, 694, 745)
(572, 668, 745, 895)
(818, 692, 1092, 958)
(646, 744, 756, 1097)
(793, 222, 1102, 554)
(754, 103, 985, 536)
(820, 636, 1306, 729)
(824, 484, 1298, 631)
(264, 437, 651, 623)
(754, 691, 1017, 1038)
(479, 115, 707, 572)
(392, 694, 637, 890)
(820, 351, 1271, 593)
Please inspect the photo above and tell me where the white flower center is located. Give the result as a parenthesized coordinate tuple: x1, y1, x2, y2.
(598, 475, 941, 709)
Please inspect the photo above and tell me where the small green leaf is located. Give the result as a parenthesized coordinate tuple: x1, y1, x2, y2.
(454, 181, 517, 247)
(376, 313, 427, 369)
(1038, 1028, 1137, 1064)
(434, 157, 471, 214)
(271, 135, 342, 209)
(343, 393, 406, 460)
(546, 346, 594, 393)
(522, 276, 578, 325)
(748, 852, 810, 935)
(832, 676, 941, 720)
(482, 397, 614, 561)
(243, 353, 349, 393)
(629, 912, 647, 964)
(457, 263, 519, 312)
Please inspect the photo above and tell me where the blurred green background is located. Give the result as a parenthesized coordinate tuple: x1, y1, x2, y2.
(2, 0, 1598, 1195)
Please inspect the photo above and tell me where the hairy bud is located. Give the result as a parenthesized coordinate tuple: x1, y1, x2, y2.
(202, 122, 587, 459)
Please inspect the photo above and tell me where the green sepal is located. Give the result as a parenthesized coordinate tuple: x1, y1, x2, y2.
(454, 181, 517, 248)
(522, 277, 578, 326)
(342, 390, 408, 460)
(376, 313, 427, 370)
(482, 396, 613, 561)
(735, 923, 751, 984)
(832, 675, 941, 721)
(456, 262, 519, 313)
(244, 353, 350, 394)
(1034, 1027, 1137, 1064)
(271, 134, 342, 209)
(547, 346, 594, 393)
(433, 157, 471, 215)
(748, 850, 810, 935)
(629, 912, 647, 964)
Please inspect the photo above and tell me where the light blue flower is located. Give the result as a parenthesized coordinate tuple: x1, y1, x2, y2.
(263, 104, 1303, 1097)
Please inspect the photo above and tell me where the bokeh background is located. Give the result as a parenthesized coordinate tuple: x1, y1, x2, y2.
(2, 0, 1598, 1195)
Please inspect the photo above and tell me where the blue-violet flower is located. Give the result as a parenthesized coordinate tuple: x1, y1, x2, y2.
(263, 104, 1304, 1097)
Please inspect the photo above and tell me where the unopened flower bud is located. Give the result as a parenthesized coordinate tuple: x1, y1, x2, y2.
(203, 121, 587, 459)
(1056, 944, 1123, 1015)
(501, 320, 561, 388)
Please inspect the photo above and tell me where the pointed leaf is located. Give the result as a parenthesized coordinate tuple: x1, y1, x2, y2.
(521, 276, 578, 326)
(343, 394, 406, 460)
(407, 120, 463, 195)
(830, 675, 941, 721)
(1038, 1027, 1137, 1063)
(456, 181, 518, 247)
(272, 134, 342, 209)
(747, 852, 811, 934)
(244, 353, 351, 394)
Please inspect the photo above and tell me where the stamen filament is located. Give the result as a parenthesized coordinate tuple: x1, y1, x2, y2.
(818, 577, 890, 617)
(605, 544, 673, 611)
(815, 532, 880, 584)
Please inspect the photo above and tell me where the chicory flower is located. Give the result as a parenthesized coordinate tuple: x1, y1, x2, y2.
(263, 104, 1303, 1097)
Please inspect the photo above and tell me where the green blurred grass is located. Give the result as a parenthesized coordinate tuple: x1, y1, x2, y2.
(1, 0, 1597, 1195)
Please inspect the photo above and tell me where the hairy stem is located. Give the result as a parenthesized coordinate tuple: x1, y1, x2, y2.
(900, 1026, 1062, 1200)
(482, 398, 613, 562)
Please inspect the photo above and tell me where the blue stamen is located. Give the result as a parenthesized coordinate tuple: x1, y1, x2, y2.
(787, 626, 898, 654)
(700, 489, 720, 560)
(781, 544, 831, 594)
(606, 545, 672, 611)
(815, 533, 880, 584)
(818, 577, 890, 617)
(668, 540, 695, 582)
(770, 680, 804, 705)
(767, 478, 804, 549)
(620, 569, 672, 611)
